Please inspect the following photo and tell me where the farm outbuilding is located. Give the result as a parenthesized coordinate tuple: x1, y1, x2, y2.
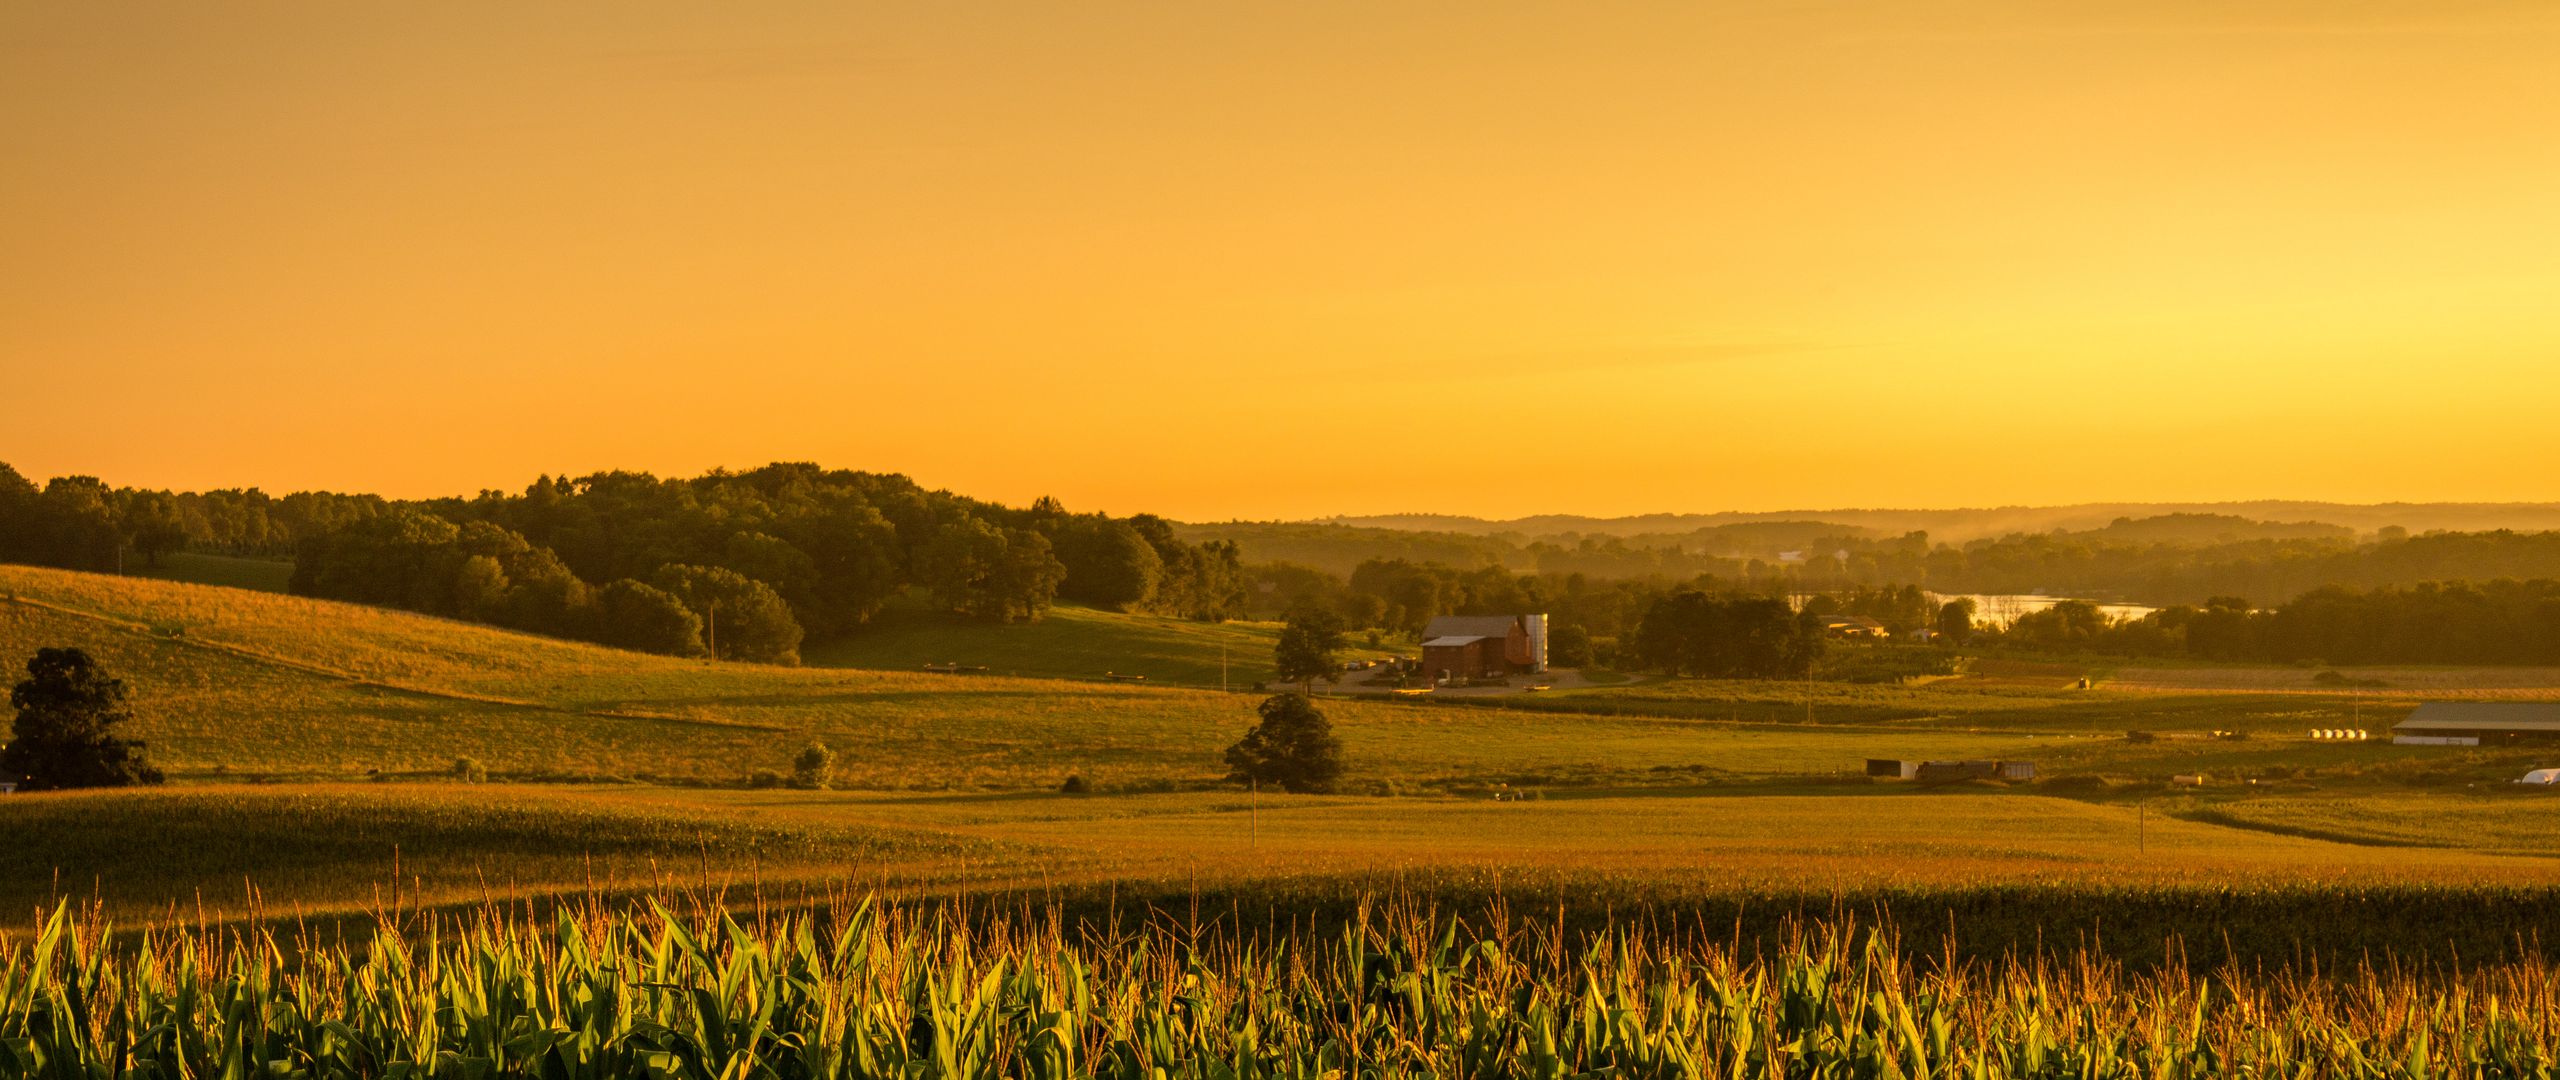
(1420, 614, 1548, 681)
(1817, 615, 1890, 639)
(2391, 703, 2560, 744)
(1872, 759, 2036, 782)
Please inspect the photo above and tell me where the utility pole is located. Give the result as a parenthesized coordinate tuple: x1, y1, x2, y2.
(2139, 802, 2147, 856)
(1222, 644, 1229, 693)
(706, 598, 718, 660)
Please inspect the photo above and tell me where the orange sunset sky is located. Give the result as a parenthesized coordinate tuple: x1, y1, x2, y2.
(4, 2, 2557, 521)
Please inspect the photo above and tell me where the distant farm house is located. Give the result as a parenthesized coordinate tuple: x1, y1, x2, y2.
(1817, 614, 1890, 640)
(1420, 614, 1548, 681)
(2391, 702, 2560, 746)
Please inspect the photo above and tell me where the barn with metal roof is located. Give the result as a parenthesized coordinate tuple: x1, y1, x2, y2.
(2391, 702, 2560, 745)
(1419, 614, 1548, 681)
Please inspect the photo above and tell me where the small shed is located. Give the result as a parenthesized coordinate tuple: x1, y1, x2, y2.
(1866, 758, 1918, 779)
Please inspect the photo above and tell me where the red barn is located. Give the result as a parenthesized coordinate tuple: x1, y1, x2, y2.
(1420, 614, 1548, 682)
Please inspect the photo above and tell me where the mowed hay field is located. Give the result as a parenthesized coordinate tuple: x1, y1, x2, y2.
(2112, 663, 2560, 697)
(0, 566, 2053, 790)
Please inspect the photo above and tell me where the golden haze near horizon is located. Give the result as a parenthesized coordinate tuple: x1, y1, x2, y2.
(4, 1, 2557, 520)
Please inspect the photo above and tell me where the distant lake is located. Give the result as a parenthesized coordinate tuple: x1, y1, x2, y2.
(1930, 593, 2159, 628)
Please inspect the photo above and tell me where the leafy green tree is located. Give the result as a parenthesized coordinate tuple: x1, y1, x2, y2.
(2183, 596, 2256, 660)
(1272, 606, 1346, 691)
(1549, 623, 1595, 668)
(1784, 610, 1828, 678)
(116, 490, 188, 568)
(651, 564, 805, 664)
(1935, 598, 1977, 643)
(1051, 517, 1162, 610)
(291, 509, 464, 612)
(1634, 592, 1818, 678)
(917, 518, 1067, 623)
(452, 555, 511, 619)
(1223, 693, 1344, 794)
(781, 497, 902, 632)
(993, 528, 1070, 621)
(591, 579, 708, 656)
(0, 462, 38, 563)
(791, 740, 835, 790)
(718, 532, 822, 620)
(36, 476, 123, 572)
(2006, 600, 2111, 650)
(1333, 591, 1388, 630)
(453, 522, 592, 635)
(3, 648, 163, 791)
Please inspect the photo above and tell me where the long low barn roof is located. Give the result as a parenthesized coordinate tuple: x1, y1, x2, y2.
(1420, 635, 1490, 648)
(2393, 702, 2560, 732)
(1422, 615, 1522, 639)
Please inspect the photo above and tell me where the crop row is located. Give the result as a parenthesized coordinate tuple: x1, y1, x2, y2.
(8, 892, 2560, 1078)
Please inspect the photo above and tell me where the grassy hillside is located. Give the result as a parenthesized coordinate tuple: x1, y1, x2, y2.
(802, 598, 1400, 687)
(129, 551, 1396, 687)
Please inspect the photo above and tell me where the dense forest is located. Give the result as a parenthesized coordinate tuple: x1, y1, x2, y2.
(0, 462, 1242, 664)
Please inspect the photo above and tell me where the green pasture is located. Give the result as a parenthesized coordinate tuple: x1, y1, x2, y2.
(802, 597, 1400, 687)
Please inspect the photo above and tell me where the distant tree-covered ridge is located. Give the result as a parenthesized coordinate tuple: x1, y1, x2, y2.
(0, 461, 1242, 662)
(1205, 515, 2560, 609)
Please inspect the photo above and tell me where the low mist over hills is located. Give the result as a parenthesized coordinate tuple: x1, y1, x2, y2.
(1313, 503, 2560, 546)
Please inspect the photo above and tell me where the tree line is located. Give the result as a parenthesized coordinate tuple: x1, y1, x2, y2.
(0, 464, 382, 569)
(1998, 579, 2560, 666)
(1200, 511, 2560, 608)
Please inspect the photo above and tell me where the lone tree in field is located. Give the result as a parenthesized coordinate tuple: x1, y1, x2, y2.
(791, 740, 836, 790)
(3, 648, 163, 791)
(1224, 693, 1343, 794)
(1272, 606, 1346, 692)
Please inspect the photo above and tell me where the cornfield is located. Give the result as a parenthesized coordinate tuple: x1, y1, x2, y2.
(6, 892, 2560, 1079)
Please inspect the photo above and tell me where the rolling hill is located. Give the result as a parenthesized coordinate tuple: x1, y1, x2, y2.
(128, 550, 1392, 688)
